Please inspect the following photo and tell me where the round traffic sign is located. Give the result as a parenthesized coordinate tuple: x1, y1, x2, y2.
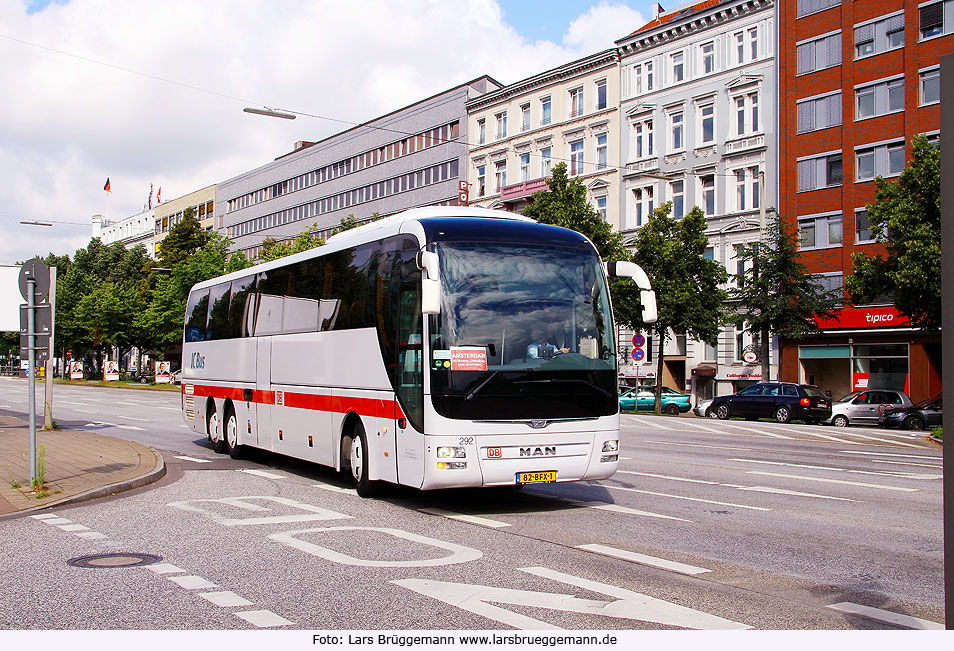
(632, 334, 645, 347)
(631, 348, 645, 361)
(19, 257, 50, 303)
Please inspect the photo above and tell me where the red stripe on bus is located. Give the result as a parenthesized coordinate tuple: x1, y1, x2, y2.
(189, 383, 403, 420)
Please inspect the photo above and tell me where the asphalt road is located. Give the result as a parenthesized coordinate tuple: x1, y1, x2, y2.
(0, 377, 944, 630)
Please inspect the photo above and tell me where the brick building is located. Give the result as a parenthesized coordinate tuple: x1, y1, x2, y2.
(778, 0, 947, 401)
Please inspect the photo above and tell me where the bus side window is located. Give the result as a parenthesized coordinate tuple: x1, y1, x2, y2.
(228, 275, 257, 338)
(184, 289, 210, 342)
(206, 282, 231, 341)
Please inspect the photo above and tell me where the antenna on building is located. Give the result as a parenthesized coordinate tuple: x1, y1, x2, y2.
(652, 3, 666, 18)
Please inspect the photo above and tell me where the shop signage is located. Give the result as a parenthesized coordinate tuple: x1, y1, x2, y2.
(716, 370, 762, 381)
(815, 306, 910, 330)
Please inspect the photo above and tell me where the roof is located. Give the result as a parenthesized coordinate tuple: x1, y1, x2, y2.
(623, 0, 725, 38)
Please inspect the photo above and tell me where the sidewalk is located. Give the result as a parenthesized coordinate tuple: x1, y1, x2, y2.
(0, 414, 165, 515)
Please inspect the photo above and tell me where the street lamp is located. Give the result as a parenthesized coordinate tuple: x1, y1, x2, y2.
(20, 220, 53, 226)
(243, 107, 297, 120)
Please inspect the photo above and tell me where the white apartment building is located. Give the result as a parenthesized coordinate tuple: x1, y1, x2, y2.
(616, 0, 777, 401)
(466, 49, 621, 229)
(93, 209, 155, 256)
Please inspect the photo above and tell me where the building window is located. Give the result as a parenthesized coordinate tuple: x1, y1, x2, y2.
(569, 87, 584, 118)
(799, 212, 843, 249)
(700, 103, 714, 144)
(797, 0, 841, 18)
(670, 110, 684, 151)
(494, 112, 507, 140)
(671, 51, 684, 83)
(855, 208, 874, 243)
(700, 175, 715, 216)
(646, 61, 654, 91)
(797, 152, 843, 191)
(671, 180, 685, 219)
(633, 64, 643, 94)
(570, 139, 584, 176)
(540, 146, 552, 177)
(797, 32, 842, 75)
(701, 41, 715, 74)
(920, 67, 940, 105)
(749, 27, 759, 60)
(633, 186, 655, 227)
(735, 31, 745, 64)
(520, 104, 531, 132)
(596, 79, 607, 110)
(855, 13, 905, 58)
(519, 153, 530, 182)
(733, 92, 760, 136)
(596, 134, 608, 170)
(596, 196, 608, 222)
(920, 1, 952, 39)
(797, 92, 842, 133)
(634, 119, 654, 158)
(477, 165, 486, 197)
(541, 96, 552, 125)
(856, 141, 905, 181)
(494, 161, 507, 192)
(735, 321, 747, 360)
(477, 118, 486, 145)
(855, 77, 904, 120)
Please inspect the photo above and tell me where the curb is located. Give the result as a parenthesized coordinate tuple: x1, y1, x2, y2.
(926, 436, 943, 447)
(16, 447, 166, 514)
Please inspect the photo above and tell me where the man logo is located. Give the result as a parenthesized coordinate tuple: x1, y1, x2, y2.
(487, 447, 502, 459)
(520, 446, 557, 457)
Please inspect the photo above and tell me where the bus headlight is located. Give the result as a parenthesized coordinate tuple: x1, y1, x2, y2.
(602, 440, 619, 452)
(437, 461, 467, 470)
(437, 446, 466, 459)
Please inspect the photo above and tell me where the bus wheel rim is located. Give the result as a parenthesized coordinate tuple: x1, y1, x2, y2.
(350, 438, 363, 481)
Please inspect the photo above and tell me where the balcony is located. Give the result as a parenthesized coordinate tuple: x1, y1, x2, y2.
(500, 177, 550, 203)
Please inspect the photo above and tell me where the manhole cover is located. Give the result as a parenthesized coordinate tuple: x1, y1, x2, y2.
(67, 553, 162, 569)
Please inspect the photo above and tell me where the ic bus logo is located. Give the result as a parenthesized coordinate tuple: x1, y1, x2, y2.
(487, 447, 502, 459)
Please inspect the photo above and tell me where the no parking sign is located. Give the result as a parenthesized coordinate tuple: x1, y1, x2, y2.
(631, 334, 646, 362)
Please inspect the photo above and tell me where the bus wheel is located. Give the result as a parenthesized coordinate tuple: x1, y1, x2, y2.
(207, 403, 225, 454)
(350, 423, 379, 498)
(224, 405, 244, 460)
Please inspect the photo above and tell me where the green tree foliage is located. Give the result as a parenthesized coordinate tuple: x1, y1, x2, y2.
(256, 223, 324, 263)
(732, 213, 842, 380)
(157, 207, 210, 267)
(846, 135, 940, 331)
(632, 203, 728, 412)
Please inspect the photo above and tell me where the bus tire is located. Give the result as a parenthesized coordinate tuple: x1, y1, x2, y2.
(350, 422, 379, 498)
(224, 404, 245, 460)
(207, 402, 225, 454)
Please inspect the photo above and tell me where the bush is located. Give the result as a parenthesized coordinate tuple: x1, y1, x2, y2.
(931, 426, 942, 441)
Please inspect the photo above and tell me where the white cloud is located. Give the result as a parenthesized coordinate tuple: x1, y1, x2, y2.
(0, 0, 636, 269)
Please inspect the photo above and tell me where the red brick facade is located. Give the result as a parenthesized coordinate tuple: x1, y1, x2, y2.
(777, 1, 947, 401)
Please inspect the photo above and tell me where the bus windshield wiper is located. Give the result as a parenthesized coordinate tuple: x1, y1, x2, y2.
(465, 371, 499, 401)
(513, 378, 613, 400)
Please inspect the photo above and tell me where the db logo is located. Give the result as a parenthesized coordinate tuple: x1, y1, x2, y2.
(276, 391, 284, 407)
(487, 447, 502, 459)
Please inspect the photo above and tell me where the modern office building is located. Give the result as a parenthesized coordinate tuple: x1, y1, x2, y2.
(465, 49, 622, 229)
(153, 184, 216, 258)
(217, 77, 502, 259)
(777, 0, 948, 400)
(615, 0, 777, 400)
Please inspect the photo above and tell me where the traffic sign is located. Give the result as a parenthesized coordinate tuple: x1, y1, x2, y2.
(631, 348, 645, 362)
(18, 257, 50, 304)
(19, 333, 48, 350)
(19, 303, 52, 337)
(632, 334, 645, 347)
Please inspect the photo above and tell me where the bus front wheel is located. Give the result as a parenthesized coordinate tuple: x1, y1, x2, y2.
(207, 403, 225, 454)
(350, 423, 380, 498)
(224, 405, 244, 460)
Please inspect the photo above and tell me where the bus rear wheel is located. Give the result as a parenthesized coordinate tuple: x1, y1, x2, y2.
(350, 423, 379, 498)
(224, 405, 244, 460)
(207, 403, 225, 454)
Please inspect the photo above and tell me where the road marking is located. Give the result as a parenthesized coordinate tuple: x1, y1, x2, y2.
(573, 501, 693, 522)
(745, 471, 918, 492)
(576, 544, 712, 575)
(84, 422, 115, 427)
(157, 406, 182, 411)
(237, 469, 285, 479)
(174, 455, 214, 464)
(605, 484, 770, 511)
(313, 483, 358, 496)
(840, 450, 939, 461)
(198, 591, 254, 608)
(167, 575, 217, 590)
(844, 432, 922, 448)
(118, 416, 150, 422)
(419, 507, 512, 528)
(675, 420, 725, 434)
(729, 458, 941, 481)
(115, 425, 146, 431)
(38, 517, 72, 525)
(618, 470, 857, 502)
(394, 567, 751, 630)
(72, 409, 96, 414)
(60, 400, 91, 406)
(57, 524, 90, 532)
(75, 531, 107, 540)
(643, 440, 754, 452)
(145, 563, 187, 574)
(234, 609, 295, 628)
(789, 430, 861, 444)
(716, 422, 793, 439)
(826, 602, 942, 630)
(872, 460, 942, 469)
(29, 513, 60, 520)
(622, 416, 670, 430)
(169, 496, 351, 527)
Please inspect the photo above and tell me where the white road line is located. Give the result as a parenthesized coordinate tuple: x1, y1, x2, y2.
(844, 432, 922, 448)
(84, 422, 115, 427)
(790, 430, 861, 444)
(157, 406, 182, 411)
(198, 591, 255, 608)
(576, 543, 711, 575)
(71, 409, 96, 414)
(570, 500, 692, 522)
(419, 507, 512, 528)
(872, 460, 943, 469)
(75, 532, 107, 540)
(716, 422, 793, 439)
(604, 484, 770, 511)
(59, 400, 91, 406)
(745, 471, 918, 492)
(234, 609, 295, 628)
(38, 517, 72, 525)
(115, 425, 146, 431)
(167, 575, 217, 590)
(29, 513, 60, 520)
(729, 458, 941, 481)
(313, 483, 358, 496)
(174, 455, 214, 464)
(643, 440, 754, 452)
(839, 450, 939, 461)
(238, 469, 285, 479)
(57, 524, 90, 532)
(118, 416, 150, 422)
(618, 470, 856, 502)
(622, 416, 671, 430)
(674, 420, 725, 434)
(145, 563, 186, 575)
(826, 602, 943, 630)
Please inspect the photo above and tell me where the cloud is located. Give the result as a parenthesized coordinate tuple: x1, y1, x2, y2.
(0, 0, 636, 268)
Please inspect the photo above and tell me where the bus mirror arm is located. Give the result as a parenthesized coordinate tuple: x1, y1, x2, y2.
(417, 250, 441, 315)
(603, 261, 658, 324)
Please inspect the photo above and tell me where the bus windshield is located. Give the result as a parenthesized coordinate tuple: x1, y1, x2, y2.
(429, 239, 617, 420)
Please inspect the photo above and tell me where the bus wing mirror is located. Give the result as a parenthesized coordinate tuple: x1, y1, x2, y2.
(417, 251, 441, 315)
(604, 260, 658, 324)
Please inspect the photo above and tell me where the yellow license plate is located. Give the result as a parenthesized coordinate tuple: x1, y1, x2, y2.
(516, 471, 557, 484)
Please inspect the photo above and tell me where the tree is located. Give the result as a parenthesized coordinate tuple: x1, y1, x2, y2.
(846, 135, 940, 331)
(733, 213, 842, 381)
(256, 223, 324, 263)
(631, 203, 728, 412)
(157, 207, 210, 267)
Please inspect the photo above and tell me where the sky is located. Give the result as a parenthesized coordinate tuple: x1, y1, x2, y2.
(0, 0, 660, 266)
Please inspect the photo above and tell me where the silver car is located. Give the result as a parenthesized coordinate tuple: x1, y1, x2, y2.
(693, 398, 716, 418)
(826, 389, 913, 427)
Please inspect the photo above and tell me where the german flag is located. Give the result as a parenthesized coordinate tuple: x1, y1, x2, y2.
(104, 178, 111, 193)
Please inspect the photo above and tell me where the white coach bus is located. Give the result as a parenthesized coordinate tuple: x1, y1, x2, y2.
(181, 207, 656, 497)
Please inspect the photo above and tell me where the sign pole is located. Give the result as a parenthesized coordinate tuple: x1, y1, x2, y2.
(27, 276, 36, 487)
(43, 267, 56, 430)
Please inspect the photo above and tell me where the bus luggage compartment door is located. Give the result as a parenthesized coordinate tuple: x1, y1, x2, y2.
(253, 337, 270, 448)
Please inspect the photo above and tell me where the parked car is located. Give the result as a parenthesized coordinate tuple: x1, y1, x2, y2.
(620, 386, 691, 415)
(879, 394, 942, 431)
(824, 389, 913, 427)
(171, 370, 182, 385)
(710, 382, 831, 424)
(693, 398, 716, 418)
